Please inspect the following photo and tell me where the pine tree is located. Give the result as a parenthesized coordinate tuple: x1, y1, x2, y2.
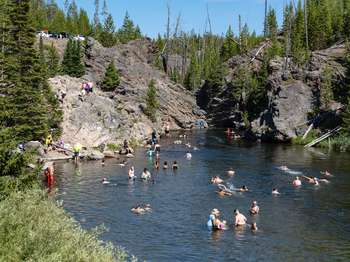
(61, 39, 85, 77)
(320, 66, 334, 110)
(98, 14, 117, 47)
(266, 7, 278, 40)
(1, 0, 52, 141)
(220, 26, 238, 61)
(117, 12, 142, 44)
(101, 61, 120, 91)
(78, 9, 91, 36)
(291, 0, 306, 64)
(145, 80, 159, 122)
(184, 51, 201, 90)
(46, 43, 60, 77)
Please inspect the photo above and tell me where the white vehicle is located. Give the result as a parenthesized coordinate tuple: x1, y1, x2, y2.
(37, 31, 51, 38)
(73, 35, 86, 41)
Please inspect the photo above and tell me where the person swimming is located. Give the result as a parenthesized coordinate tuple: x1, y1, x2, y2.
(163, 161, 168, 169)
(216, 188, 233, 196)
(101, 159, 105, 166)
(249, 201, 260, 215)
(293, 176, 302, 187)
(128, 166, 135, 180)
(131, 204, 152, 214)
(118, 160, 127, 167)
(279, 165, 289, 171)
(322, 170, 333, 177)
(227, 168, 235, 176)
(102, 178, 110, 184)
(272, 188, 281, 195)
(141, 168, 151, 180)
(186, 152, 192, 160)
(211, 176, 224, 184)
(237, 185, 248, 192)
(172, 161, 178, 170)
(234, 209, 247, 227)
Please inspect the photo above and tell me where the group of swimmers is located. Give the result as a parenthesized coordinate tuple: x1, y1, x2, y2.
(207, 204, 259, 232)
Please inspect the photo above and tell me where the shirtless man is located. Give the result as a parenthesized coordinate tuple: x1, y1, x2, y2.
(302, 175, 319, 185)
(249, 201, 260, 215)
(234, 209, 247, 227)
(272, 188, 281, 195)
(128, 166, 135, 180)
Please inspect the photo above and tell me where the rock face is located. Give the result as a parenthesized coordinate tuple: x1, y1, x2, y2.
(48, 38, 204, 148)
(197, 41, 347, 141)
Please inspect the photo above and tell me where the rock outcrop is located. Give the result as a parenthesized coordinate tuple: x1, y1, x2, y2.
(48, 38, 205, 148)
(197, 41, 347, 141)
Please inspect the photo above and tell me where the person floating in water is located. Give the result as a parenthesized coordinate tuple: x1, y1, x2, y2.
(237, 185, 249, 192)
(102, 178, 110, 184)
(216, 188, 233, 196)
(234, 209, 247, 227)
(272, 188, 281, 195)
(293, 176, 302, 187)
(321, 170, 333, 177)
(128, 166, 135, 180)
(141, 168, 151, 180)
(249, 201, 260, 215)
(227, 168, 235, 176)
(131, 204, 151, 214)
(211, 176, 224, 184)
(163, 161, 168, 170)
(172, 161, 178, 170)
(302, 175, 329, 185)
(185, 151, 192, 160)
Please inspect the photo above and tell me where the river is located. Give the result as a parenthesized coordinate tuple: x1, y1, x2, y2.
(55, 130, 350, 262)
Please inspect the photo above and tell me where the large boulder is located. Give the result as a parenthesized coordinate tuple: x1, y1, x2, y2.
(251, 79, 314, 141)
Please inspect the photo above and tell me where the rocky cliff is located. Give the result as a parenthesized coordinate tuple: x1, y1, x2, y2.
(47, 38, 205, 148)
(197, 41, 347, 142)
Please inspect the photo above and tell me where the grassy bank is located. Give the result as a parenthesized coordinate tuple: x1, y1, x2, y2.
(0, 189, 133, 262)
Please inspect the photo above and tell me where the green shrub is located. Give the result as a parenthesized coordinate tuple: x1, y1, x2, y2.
(107, 143, 121, 151)
(144, 80, 159, 122)
(0, 189, 132, 262)
(291, 130, 319, 145)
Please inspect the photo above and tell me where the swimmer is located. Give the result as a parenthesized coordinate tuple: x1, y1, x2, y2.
(163, 161, 168, 169)
(279, 165, 289, 171)
(193, 146, 199, 151)
(272, 188, 281, 195)
(227, 168, 235, 176)
(251, 222, 258, 231)
(128, 166, 135, 180)
(131, 204, 151, 214)
(185, 143, 191, 148)
(172, 161, 178, 170)
(102, 178, 110, 184)
(211, 176, 224, 184)
(216, 188, 233, 196)
(237, 185, 249, 192)
(322, 170, 333, 177)
(249, 201, 260, 215)
(141, 168, 151, 180)
(302, 175, 319, 185)
(209, 209, 226, 230)
(293, 176, 302, 187)
(234, 209, 247, 227)
(101, 159, 105, 166)
(185, 151, 192, 160)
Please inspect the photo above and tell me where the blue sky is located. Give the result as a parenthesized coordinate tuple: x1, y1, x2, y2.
(57, 0, 285, 38)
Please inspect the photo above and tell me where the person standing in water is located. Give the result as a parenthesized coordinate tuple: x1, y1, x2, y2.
(128, 166, 135, 180)
(234, 209, 247, 227)
(249, 201, 260, 215)
(172, 161, 178, 170)
(73, 143, 82, 163)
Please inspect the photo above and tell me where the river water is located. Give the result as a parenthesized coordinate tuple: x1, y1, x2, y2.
(55, 130, 350, 262)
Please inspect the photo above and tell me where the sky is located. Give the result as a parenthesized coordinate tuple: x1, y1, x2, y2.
(56, 0, 286, 38)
